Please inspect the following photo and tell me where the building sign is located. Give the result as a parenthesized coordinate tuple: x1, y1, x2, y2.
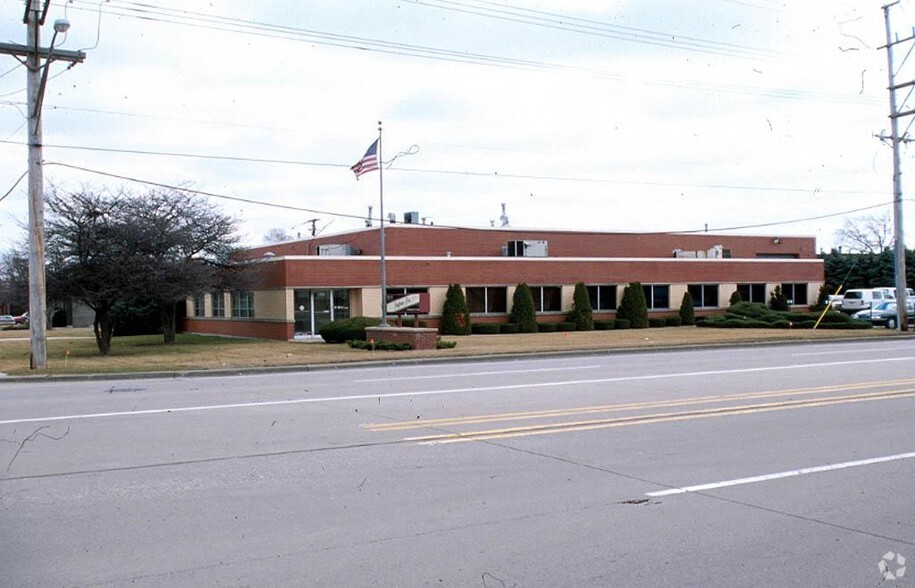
(386, 293, 430, 314)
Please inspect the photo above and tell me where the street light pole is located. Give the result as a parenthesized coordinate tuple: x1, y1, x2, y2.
(0, 1, 84, 368)
(25, 0, 49, 368)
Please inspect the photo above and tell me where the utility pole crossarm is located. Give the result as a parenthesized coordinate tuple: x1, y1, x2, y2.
(0, 42, 85, 63)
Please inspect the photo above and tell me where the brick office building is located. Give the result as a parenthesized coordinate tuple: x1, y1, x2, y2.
(182, 223, 823, 340)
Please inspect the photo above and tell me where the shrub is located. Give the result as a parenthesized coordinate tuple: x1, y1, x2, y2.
(557, 321, 577, 332)
(510, 283, 538, 333)
(768, 285, 790, 311)
(537, 322, 558, 332)
(614, 319, 631, 329)
(729, 289, 743, 306)
(436, 338, 457, 349)
(617, 282, 649, 328)
(679, 291, 696, 326)
(648, 317, 667, 328)
(471, 323, 501, 335)
(697, 302, 870, 330)
(319, 316, 382, 343)
(665, 316, 682, 327)
(499, 323, 520, 334)
(567, 282, 594, 331)
(594, 319, 615, 330)
(440, 284, 471, 335)
(348, 339, 411, 351)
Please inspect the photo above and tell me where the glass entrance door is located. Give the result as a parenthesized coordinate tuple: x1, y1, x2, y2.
(293, 289, 351, 338)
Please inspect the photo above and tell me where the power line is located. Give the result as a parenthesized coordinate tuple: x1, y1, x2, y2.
(59, 0, 881, 106)
(3, 139, 884, 196)
(41, 161, 894, 238)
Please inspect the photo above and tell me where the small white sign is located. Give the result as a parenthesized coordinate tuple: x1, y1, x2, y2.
(387, 293, 421, 313)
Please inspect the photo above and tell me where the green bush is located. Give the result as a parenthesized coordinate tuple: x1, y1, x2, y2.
(567, 282, 594, 331)
(440, 284, 471, 335)
(537, 322, 558, 332)
(617, 282, 649, 328)
(594, 319, 615, 330)
(648, 317, 667, 328)
(614, 319, 631, 329)
(319, 316, 382, 343)
(729, 290, 743, 306)
(698, 302, 869, 330)
(499, 323, 520, 334)
(557, 322, 577, 332)
(679, 291, 696, 326)
(348, 339, 411, 351)
(436, 337, 457, 349)
(768, 285, 790, 311)
(510, 283, 538, 333)
(665, 316, 682, 327)
(471, 323, 501, 335)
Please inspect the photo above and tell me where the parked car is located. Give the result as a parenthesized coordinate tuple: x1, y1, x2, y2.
(13, 312, 28, 325)
(852, 300, 915, 328)
(827, 295, 843, 310)
(841, 288, 895, 312)
(0, 315, 14, 326)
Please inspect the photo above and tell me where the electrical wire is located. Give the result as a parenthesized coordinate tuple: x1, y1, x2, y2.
(43, 161, 894, 238)
(0, 170, 28, 204)
(5, 139, 883, 196)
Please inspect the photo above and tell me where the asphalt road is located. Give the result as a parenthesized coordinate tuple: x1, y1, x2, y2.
(2, 339, 915, 587)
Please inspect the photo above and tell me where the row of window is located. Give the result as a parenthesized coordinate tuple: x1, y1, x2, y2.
(194, 292, 254, 318)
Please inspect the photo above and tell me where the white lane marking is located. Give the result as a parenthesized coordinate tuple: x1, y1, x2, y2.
(3, 356, 915, 426)
(354, 365, 602, 383)
(792, 346, 915, 357)
(647, 451, 915, 497)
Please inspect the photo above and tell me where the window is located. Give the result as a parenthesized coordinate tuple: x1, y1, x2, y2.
(193, 294, 205, 317)
(231, 291, 255, 318)
(688, 284, 719, 308)
(467, 286, 508, 314)
(587, 285, 617, 311)
(531, 286, 562, 312)
(737, 283, 766, 303)
(780, 283, 808, 305)
(211, 293, 225, 317)
(642, 284, 670, 310)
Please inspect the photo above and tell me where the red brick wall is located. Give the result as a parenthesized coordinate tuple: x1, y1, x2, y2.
(245, 225, 816, 260)
(365, 327, 438, 350)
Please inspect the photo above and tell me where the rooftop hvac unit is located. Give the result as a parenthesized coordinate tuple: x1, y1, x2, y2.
(317, 244, 356, 256)
(504, 240, 548, 257)
(403, 211, 419, 224)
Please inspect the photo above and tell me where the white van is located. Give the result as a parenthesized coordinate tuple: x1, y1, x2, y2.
(841, 288, 895, 312)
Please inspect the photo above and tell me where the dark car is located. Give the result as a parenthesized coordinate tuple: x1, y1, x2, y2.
(852, 301, 915, 328)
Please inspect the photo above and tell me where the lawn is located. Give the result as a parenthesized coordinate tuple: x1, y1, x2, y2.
(0, 324, 901, 377)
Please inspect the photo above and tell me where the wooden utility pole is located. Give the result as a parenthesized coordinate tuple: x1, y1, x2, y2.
(881, 1, 914, 331)
(0, 0, 84, 368)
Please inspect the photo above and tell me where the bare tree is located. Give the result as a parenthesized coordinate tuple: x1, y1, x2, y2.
(263, 227, 292, 244)
(835, 213, 892, 254)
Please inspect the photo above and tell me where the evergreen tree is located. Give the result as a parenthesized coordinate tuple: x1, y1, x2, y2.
(568, 282, 594, 331)
(679, 291, 696, 326)
(510, 283, 538, 333)
(729, 289, 743, 306)
(769, 285, 790, 311)
(440, 284, 471, 335)
(617, 282, 649, 328)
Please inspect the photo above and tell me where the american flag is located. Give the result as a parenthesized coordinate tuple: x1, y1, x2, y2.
(351, 139, 379, 179)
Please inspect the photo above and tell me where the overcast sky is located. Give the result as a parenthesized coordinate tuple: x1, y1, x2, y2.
(2, 0, 915, 253)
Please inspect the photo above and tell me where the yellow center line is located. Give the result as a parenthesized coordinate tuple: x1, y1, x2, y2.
(365, 378, 915, 432)
(404, 388, 915, 444)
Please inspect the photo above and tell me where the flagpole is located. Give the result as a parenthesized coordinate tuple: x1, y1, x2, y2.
(378, 120, 388, 326)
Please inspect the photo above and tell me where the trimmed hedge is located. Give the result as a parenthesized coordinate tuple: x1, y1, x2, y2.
(556, 322, 577, 332)
(648, 317, 667, 328)
(436, 338, 457, 349)
(665, 316, 682, 327)
(500, 323, 520, 334)
(471, 323, 501, 335)
(698, 302, 871, 330)
(537, 322, 558, 332)
(614, 319, 631, 329)
(594, 319, 615, 330)
(348, 339, 411, 351)
(319, 316, 382, 343)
